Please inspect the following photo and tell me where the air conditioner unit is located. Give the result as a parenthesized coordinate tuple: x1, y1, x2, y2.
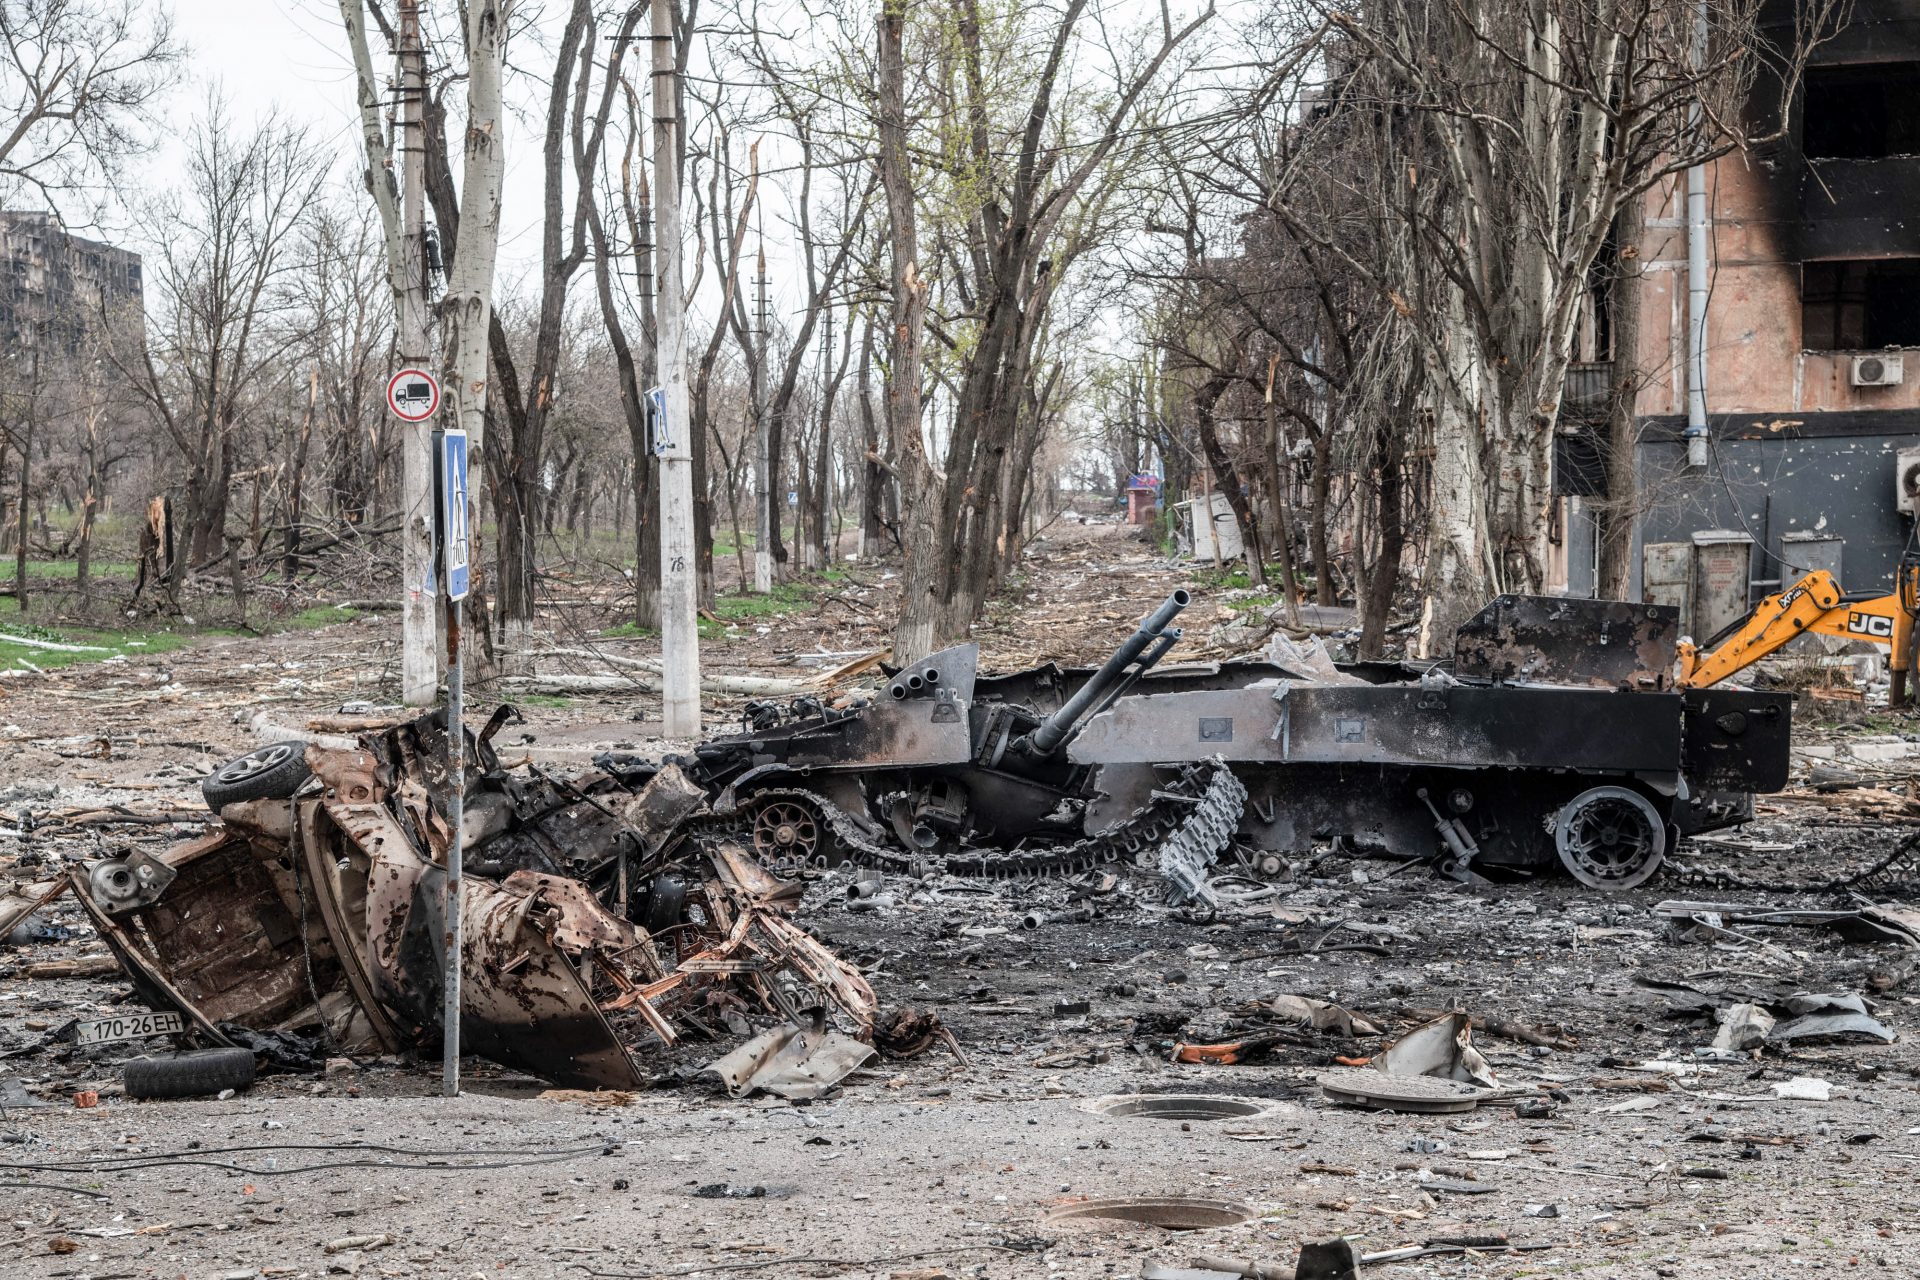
(1853, 353, 1905, 387)
(1897, 447, 1920, 515)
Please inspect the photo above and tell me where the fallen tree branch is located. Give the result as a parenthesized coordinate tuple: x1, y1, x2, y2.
(515, 649, 822, 696)
(0, 631, 110, 654)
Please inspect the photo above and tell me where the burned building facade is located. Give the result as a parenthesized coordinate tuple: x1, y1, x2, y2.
(0, 210, 143, 355)
(1556, 1, 1920, 626)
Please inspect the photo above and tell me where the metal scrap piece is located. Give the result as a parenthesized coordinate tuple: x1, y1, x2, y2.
(620, 761, 708, 857)
(705, 1017, 876, 1099)
(1453, 595, 1678, 691)
(1377, 1012, 1498, 1089)
(0, 878, 69, 942)
(1155, 761, 1244, 908)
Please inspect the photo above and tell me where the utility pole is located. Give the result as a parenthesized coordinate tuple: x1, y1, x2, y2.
(653, 0, 700, 737)
(752, 239, 772, 593)
(397, 0, 437, 705)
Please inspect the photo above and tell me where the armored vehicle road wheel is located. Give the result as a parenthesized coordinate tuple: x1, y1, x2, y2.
(1554, 785, 1665, 890)
(201, 742, 312, 811)
(750, 796, 826, 868)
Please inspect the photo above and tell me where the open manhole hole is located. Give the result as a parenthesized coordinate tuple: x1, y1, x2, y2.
(1043, 1196, 1257, 1231)
(1079, 1094, 1285, 1121)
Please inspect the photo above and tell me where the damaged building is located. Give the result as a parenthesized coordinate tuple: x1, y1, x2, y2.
(1555, 0, 1920, 625)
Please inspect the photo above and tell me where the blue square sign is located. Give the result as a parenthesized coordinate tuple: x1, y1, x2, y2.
(647, 386, 670, 455)
(441, 429, 470, 602)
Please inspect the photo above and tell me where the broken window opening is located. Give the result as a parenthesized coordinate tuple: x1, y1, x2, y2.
(1802, 62, 1920, 160)
(1800, 259, 1920, 350)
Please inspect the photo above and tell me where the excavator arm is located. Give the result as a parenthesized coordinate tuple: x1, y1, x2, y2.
(1677, 567, 1917, 691)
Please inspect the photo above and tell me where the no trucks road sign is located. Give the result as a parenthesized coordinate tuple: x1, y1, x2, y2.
(387, 368, 441, 421)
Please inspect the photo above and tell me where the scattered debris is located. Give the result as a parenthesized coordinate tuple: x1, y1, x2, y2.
(1713, 1003, 1777, 1052)
(1267, 994, 1381, 1037)
(1376, 1012, 1497, 1088)
(705, 1017, 876, 1100)
(1771, 1077, 1834, 1102)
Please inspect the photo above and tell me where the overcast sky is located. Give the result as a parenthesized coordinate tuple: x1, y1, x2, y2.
(132, 0, 557, 281)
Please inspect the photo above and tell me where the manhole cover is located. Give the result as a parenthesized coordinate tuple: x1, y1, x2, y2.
(1317, 1068, 1486, 1114)
(1042, 1196, 1257, 1231)
(1080, 1094, 1283, 1121)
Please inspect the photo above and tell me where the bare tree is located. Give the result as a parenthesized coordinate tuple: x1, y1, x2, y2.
(124, 104, 327, 578)
(0, 0, 178, 212)
(890, 0, 1213, 656)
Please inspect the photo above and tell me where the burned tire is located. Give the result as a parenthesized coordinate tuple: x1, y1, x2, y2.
(1554, 785, 1666, 890)
(124, 1048, 256, 1100)
(201, 743, 311, 811)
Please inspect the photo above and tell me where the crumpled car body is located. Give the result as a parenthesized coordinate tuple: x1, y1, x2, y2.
(70, 712, 876, 1090)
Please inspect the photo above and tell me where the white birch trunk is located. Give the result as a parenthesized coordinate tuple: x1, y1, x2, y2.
(437, 0, 511, 679)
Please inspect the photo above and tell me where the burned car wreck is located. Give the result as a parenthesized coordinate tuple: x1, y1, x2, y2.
(70, 714, 878, 1091)
(597, 591, 1791, 900)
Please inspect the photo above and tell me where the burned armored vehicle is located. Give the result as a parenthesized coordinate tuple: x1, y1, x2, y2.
(621, 591, 1790, 896)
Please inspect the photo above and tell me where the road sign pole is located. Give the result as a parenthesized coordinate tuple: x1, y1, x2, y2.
(435, 428, 470, 1099)
(441, 582, 462, 1098)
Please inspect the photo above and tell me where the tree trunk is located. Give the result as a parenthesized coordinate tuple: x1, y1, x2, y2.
(856, 325, 886, 558)
(1596, 192, 1643, 601)
(13, 391, 31, 613)
(1358, 415, 1407, 658)
(76, 413, 103, 601)
(1263, 376, 1301, 626)
(284, 367, 316, 580)
(880, 0, 939, 661)
(1192, 375, 1265, 586)
(1308, 423, 1334, 606)
(439, 0, 511, 680)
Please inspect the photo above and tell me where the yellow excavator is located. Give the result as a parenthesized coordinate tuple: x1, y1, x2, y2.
(1676, 563, 1920, 702)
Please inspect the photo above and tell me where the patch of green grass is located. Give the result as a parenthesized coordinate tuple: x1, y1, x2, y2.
(516, 693, 575, 709)
(0, 603, 194, 673)
(711, 582, 815, 623)
(0, 595, 365, 676)
(6, 558, 139, 582)
(602, 579, 826, 644)
(1196, 566, 1255, 590)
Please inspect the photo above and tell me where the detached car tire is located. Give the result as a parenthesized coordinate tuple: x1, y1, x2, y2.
(124, 1048, 256, 1100)
(201, 743, 312, 811)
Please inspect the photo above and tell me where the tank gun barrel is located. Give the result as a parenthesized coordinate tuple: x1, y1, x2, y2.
(1021, 590, 1190, 757)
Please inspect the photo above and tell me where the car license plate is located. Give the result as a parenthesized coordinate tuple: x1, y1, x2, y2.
(74, 1010, 184, 1046)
